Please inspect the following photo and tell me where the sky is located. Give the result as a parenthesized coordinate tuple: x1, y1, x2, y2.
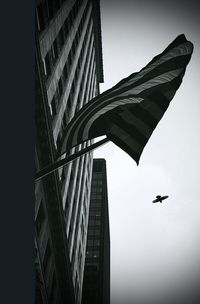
(94, 1, 200, 303)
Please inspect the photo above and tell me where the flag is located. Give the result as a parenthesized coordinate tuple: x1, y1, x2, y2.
(60, 34, 193, 164)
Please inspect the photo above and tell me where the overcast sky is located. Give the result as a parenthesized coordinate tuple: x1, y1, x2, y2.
(94, 1, 200, 303)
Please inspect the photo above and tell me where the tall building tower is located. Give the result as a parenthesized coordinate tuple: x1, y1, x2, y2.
(35, 1, 104, 303)
(81, 159, 110, 304)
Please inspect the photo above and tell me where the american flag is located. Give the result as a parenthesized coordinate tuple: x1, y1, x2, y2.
(60, 34, 193, 164)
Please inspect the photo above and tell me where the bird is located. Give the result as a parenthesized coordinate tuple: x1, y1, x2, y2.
(152, 195, 169, 203)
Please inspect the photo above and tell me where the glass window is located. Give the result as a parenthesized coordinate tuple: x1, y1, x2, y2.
(51, 96, 57, 117)
(95, 220, 101, 227)
(96, 187, 102, 193)
(52, 40, 58, 61)
(87, 240, 93, 247)
(89, 220, 95, 226)
(36, 3, 45, 32)
(58, 78, 63, 96)
(63, 63, 68, 81)
(96, 194, 102, 199)
(94, 240, 100, 246)
(43, 241, 51, 273)
(35, 200, 45, 235)
(94, 230, 100, 236)
(88, 230, 94, 236)
(47, 0, 54, 19)
(44, 53, 51, 78)
(93, 251, 99, 258)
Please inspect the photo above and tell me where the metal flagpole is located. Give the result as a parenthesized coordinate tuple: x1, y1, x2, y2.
(35, 137, 110, 182)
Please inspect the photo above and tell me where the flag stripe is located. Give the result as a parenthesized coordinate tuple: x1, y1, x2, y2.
(118, 110, 153, 139)
(109, 114, 148, 147)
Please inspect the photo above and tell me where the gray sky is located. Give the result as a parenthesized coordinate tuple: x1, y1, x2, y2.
(94, 1, 200, 303)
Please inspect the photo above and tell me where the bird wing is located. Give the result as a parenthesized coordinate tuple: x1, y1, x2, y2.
(161, 195, 169, 200)
(152, 198, 159, 203)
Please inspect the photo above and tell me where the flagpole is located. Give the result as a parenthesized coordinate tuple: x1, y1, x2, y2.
(35, 137, 110, 182)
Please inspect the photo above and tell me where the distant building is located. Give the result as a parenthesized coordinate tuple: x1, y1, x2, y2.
(82, 159, 110, 304)
(35, 0, 103, 303)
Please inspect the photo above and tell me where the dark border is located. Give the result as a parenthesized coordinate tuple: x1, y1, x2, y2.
(0, 0, 35, 303)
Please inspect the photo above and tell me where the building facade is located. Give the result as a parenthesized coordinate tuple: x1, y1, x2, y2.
(35, 1, 104, 303)
(81, 159, 110, 304)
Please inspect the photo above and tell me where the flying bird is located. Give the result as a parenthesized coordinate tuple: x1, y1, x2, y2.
(152, 195, 169, 203)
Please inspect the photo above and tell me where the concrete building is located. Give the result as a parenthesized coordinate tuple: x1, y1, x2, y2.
(82, 159, 110, 304)
(35, 1, 104, 303)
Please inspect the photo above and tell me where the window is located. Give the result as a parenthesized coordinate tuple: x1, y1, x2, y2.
(96, 194, 102, 199)
(88, 229, 94, 236)
(94, 240, 100, 246)
(35, 200, 45, 235)
(44, 53, 51, 78)
(62, 112, 67, 128)
(67, 93, 72, 109)
(81, 217, 84, 242)
(51, 96, 57, 117)
(94, 229, 100, 236)
(61, 169, 65, 182)
(96, 187, 102, 193)
(36, 3, 45, 32)
(87, 240, 93, 247)
(49, 274, 56, 303)
(58, 28, 65, 49)
(89, 220, 95, 226)
(64, 16, 70, 36)
(74, 273, 79, 300)
(47, 0, 54, 19)
(52, 40, 58, 61)
(63, 64, 68, 81)
(56, 134, 61, 151)
(68, 50, 72, 68)
(95, 220, 101, 227)
(58, 78, 63, 97)
(43, 241, 51, 273)
(93, 251, 99, 258)
(78, 245, 82, 272)
(55, 0, 60, 12)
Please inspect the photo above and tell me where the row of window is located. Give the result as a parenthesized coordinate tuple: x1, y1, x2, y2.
(87, 239, 100, 247)
(91, 186, 102, 193)
(53, 22, 94, 151)
(68, 159, 87, 256)
(86, 250, 100, 258)
(36, 0, 83, 33)
(89, 209, 101, 217)
(56, 38, 95, 152)
(87, 229, 100, 236)
(88, 219, 101, 227)
(35, 199, 46, 236)
(35, 199, 56, 296)
(90, 193, 103, 200)
(43, 0, 89, 82)
(64, 164, 76, 219)
(74, 272, 80, 300)
(92, 179, 103, 186)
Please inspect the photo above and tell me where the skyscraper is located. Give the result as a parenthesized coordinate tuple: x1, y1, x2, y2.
(82, 159, 110, 304)
(35, 1, 104, 303)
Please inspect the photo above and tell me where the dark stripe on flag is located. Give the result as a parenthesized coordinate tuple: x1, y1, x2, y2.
(108, 113, 148, 147)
